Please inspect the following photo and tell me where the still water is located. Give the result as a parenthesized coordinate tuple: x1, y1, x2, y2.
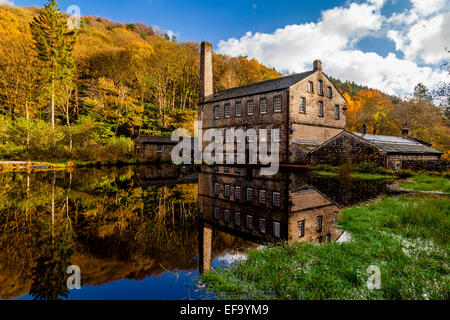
(0, 165, 394, 300)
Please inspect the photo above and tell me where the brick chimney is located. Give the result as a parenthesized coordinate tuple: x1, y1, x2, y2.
(313, 60, 322, 71)
(200, 42, 213, 102)
(402, 122, 409, 136)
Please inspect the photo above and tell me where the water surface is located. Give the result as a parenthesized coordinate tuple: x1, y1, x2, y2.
(0, 165, 394, 300)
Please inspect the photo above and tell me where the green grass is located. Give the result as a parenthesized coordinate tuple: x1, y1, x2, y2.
(312, 170, 395, 180)
(400, 175, 450, 193)
(202, 195, 449, 300)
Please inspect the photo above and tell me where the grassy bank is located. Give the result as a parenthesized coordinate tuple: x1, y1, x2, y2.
(202, 195, 449, 300)
(399, 174, 450, 193)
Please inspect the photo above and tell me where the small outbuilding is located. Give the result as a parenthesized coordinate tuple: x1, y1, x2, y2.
(309, 130, 442, 170)
(135, 136, 178, 162)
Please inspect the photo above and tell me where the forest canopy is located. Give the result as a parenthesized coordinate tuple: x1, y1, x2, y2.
(0, 1, 448, 162)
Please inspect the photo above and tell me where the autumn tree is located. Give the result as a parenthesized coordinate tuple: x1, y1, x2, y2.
(30, 0, 77, 145)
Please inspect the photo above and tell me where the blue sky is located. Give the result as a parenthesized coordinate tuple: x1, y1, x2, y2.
(9, 0, 450, 96)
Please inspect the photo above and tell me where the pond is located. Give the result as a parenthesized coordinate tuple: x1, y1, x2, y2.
(0, 165, 395, 300)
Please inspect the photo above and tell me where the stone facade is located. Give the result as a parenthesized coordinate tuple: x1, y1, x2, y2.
(198, 41, 348, 164)
(310, 131, 384, 165)
(134, 136, 176, 162)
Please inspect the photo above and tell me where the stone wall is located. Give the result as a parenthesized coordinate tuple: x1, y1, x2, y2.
(401, 159, 450, 171)
(309, 131, 384, 165)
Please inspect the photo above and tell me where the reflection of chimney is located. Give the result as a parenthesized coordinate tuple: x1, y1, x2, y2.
(362, 124, 367, 135)
(313, 59, 322, 71)
(200, 42, 213, 102)
(402, 122, 409, 136)
(198, 222, 213, 274)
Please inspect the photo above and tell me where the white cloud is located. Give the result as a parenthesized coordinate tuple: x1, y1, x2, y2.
(388, 1, 449, 64)
(0, 0, 15, 6)
(410, 0, 446, 17)
(217, 0, 449, 96)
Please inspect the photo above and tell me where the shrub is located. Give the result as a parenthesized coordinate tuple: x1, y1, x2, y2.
(355, 161, 386, 174)
(396, 169, 415, 179)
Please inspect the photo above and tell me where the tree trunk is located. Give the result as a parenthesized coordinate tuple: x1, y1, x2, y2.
(51, 80, 55, 147)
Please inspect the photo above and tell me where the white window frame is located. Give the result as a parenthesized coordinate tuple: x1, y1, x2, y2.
(259, 218, 266, 234)
(214, 207, 220, 220)
(300, 97, 306, 113)
(214, 105, 220, 119)
(246, 215, 253, 230)
(234, 186, 241, 200)
(318, 80, 323, 96)
(224, 103, 231, 118)
(273, 95, 282, 113)
(156, 144, 163, 153)
(273, 222, 281, 238)
(247, 100, 254, 115)
(273, 192, 281, 207)
(260, 98, 268, 114)
(318, 101, 324, 117)
(299, 220, 305, 238)
(235, 101, 242, 117)
(246, 188, 253, 201)
(235, 212, 241, 226)
(259, 190, 266, 205)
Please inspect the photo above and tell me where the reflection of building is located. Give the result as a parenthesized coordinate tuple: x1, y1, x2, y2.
(133, 164, 197, 186)
(198, 166, 342, 244)
(198, 166, 343, 272)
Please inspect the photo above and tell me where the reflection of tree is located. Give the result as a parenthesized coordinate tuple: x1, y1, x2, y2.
(29, 172, 74, 300)
(0, 166, 249, 299)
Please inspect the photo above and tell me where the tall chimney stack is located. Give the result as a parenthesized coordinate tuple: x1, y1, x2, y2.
(313, 59, 322, 71)
(402, 122, 409, 136)
(200, 42, 213, 102)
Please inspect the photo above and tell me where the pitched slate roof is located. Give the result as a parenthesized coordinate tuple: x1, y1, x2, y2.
(204, 71, 315, 103)
(352, 133, 442, 155)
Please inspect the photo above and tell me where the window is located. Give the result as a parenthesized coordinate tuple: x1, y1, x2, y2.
(235, 167, 241, 174)
(247, 100, 254, 115)
(247, 130, 255, 142)
(273, 222, 281, 238)
(234, 186, 241, 200)
(317, 236, 323, 244)
(317, 216, 323, 232)
(235, 212, 241, 226)
(335, 105, 340, 119)
(259, 190, 266, 205)
(224, 103, 231, 118)
(327, 86, 332, 98)
(214, 105, 220, 119)
(300, 97, 306, 113)
(214, 183, 220, 196)
(224, 184, 230, 198)
(260, 98, 268, 114)
(273, 192, 281, 207)
(214, 207, 220, 220)
(272, 127, 280, 142)
(308, 81, 314, 93)
(235, 101, 242, 117)
(326, 234, 331, 242)
(214, 166, 219, 172)
(224, 167, 230, 173)
(273, 95, 282, 113)
(224, 210, 230, 223)
(156, 144, 163, 153)
(318, 101, 324, 117)
(299, 220, 305, 238)
(259, 218, 266, 234)
(246, 188, 253, 201)
(259, 129, 268, 142)
(318, 80, 323, 96)
(246, 215, 253, 230)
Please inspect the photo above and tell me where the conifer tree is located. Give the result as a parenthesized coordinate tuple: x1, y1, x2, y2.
(30, 0, 76, 145)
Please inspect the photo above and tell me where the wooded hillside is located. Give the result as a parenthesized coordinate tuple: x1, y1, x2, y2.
(0, 2, 448, 162)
